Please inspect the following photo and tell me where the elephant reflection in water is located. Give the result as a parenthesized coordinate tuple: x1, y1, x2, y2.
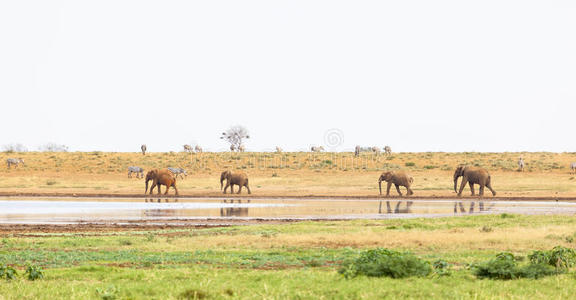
(379, 200, 413, 214)
(220, 199, 250, 217)
(453, 201, 495, 214)
(145, 197, 178, 203)
(144, 209, 179, 217)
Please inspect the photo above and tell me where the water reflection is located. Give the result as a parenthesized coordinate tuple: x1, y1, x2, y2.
(453, 201, 495, 214)
(379, 201, 413, 214)
(144, 197, 178, 203)
(220, 199, 250, 217)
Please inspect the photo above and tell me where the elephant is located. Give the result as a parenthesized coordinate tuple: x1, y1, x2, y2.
(145, 169, 179, 195)
(453, 165, 496, 197)
(220, 170, 251, 194)
(354, 145, 360, 157)
(141, 144, 147, 155)
(378, 171, 414, 196)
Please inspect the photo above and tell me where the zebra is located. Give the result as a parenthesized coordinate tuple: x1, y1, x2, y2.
(6, 158, 24, 169)
(384, 146, 392, 155)
(183, 144, 193, 153)
(371, 146, 381, 156)
(167, 167, 187, 179)
(518, 157, 525, 172)
(354, 145, 360, 157)
(311, 146, 324, 152)
(571, 162, 576, 175)
(141, 144, 147, 155)
(275, 146, 283, 153)
(195, 145, 203, 153)
(127, 166, 144, 178)
(238, 145, 245, 152)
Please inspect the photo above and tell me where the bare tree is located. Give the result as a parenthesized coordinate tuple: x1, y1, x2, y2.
(2, 144, 28, 153)
(39, 143, 68, 152)
(183, 144, 193, 153)
(221, 125, 250, 151)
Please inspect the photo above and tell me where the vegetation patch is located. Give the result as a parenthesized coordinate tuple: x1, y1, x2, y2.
(338, 248, 431, 279)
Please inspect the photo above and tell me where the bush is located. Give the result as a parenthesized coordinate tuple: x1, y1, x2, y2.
(528, 246, 576, 269)
(404, 162, 416, 167)
(474, 249, 567, 280)
(0, 264, 17, 280)
(433, 259, 451, 276)
(338, 248, 431, 279)
(25, 265, 44, 281)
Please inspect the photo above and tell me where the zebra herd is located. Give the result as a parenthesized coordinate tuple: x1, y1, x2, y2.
(354, 145, 392, 157)
(127, 166, 187, 179)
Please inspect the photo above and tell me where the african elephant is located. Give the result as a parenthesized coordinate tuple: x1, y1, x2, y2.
(220, 170, 251, 194)
(145, 169, 179, 195)
(378, 171, 414, 196)
(453, 165, 496, 197)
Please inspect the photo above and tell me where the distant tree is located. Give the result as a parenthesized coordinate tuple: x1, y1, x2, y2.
(221, 125, 250, 151)
(2, 144, 28, 153)
(39, 143, 68, 152)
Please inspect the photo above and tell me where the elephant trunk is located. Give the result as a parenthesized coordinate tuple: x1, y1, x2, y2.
(453, 176, 459, 193)
(145, 179, 150, 194)
(378, 178, 383, 195)
(220, 177, 225, 190)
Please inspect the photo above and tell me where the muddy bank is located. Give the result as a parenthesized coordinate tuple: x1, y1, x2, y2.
(0, 191, 575, 201)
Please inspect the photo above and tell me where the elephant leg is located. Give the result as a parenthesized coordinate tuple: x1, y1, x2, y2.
(458, 179, 467, 197)
(245, 184, 251, 194)
(164, 184, 170, 195)
(173, 183, 179, 196)
(230, 184, 234, 194)
(479, 185, 485, 197)
(386, 182, 392, 196)
(394, 184, 403, 196)
(157, 184, 163, 195)
(406, 187, 414, 196)
(237, 185, 243, 194)
(487, 183, 496, 196)
(150, 183, 157, 195)
(468, 182, 475, 196)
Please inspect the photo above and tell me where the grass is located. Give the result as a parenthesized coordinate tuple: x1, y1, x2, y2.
(1, 215, 576, 298)
(1, 151, 576, 197)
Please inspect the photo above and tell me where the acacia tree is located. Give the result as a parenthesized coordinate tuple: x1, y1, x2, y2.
(221, 125, 250, 151)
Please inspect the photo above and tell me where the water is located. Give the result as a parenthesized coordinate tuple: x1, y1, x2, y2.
(0, 197, 575, 224)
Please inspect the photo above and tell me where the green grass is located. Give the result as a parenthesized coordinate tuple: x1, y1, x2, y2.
(1, 215, 576, 298)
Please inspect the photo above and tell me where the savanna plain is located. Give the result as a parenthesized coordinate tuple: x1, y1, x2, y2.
(1, 151, 576, 299)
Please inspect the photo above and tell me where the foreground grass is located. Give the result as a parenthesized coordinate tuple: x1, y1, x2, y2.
(1, 214, 576, 299)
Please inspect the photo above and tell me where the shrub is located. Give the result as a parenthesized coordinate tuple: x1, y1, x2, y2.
(0, 264, 17, 280)
(25, 265, 44, 281)
(338, 248, 431, 279)
(528, 246, 576, 269)
(474, 250, 567, 280)
(433, 259, 451, 276)
(404, 162, 416, 167)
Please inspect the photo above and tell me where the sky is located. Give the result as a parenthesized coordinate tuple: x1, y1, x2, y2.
(1, 1, 575, 152)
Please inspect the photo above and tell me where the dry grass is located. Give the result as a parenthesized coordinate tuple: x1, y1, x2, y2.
(1, 151, 576, 197)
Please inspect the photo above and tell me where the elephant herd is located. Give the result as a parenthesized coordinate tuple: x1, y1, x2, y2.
(144, 164, 494, 198)
(378, 165, 496, 197)
(144, 168, 250, 196)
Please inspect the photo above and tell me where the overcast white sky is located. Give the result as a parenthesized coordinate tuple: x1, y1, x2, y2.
(1, 1, 575, 152)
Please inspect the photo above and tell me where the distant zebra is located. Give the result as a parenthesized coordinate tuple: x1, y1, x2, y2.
(311, 146, 324, 152)
(168, 167, 187, 179)
(141, 144, 147, 155)
(384, 146, 392, 155)
(238, 145, 245, 152)
(354, 145, 360, 157)
(127, 166, 144, 178)
(275, 146, 283, 153)
(195, 145, 203, 153)
(518, 157, 525, 172)
(571, 162, 576, 175)
(371, 146, 381, 156)
(6, 158, 24, 169)
(183, 144, 193, 153)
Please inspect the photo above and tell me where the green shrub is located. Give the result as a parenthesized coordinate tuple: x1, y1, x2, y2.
(0, 264, 17, 280)
(338, 248, 431, 279)
(528, 246, 576, 269)
(474, 250, 567, 280)
(25, 265, 44, 281)
(433, 259, 451, 276)
(404, 162, 416, 167)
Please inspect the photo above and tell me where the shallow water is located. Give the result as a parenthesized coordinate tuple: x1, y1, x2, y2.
(1, 197, 576, 224)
